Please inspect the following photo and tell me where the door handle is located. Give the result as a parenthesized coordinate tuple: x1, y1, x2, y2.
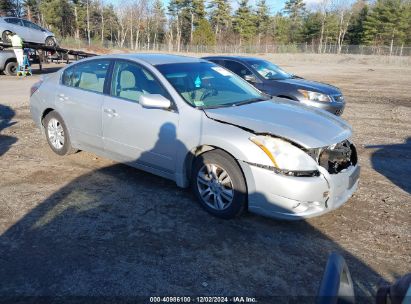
(104, 108, 118, 117)
(58, 93, 69, 101)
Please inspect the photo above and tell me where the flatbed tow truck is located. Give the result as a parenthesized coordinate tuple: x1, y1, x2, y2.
(0, 41, 96, 76)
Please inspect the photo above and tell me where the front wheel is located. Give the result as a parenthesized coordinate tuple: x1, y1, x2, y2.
(191, 150, 247, 219)
(43, 111, 76, 155)
(45, 36, 57, 47)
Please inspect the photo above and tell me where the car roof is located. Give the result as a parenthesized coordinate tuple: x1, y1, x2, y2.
(202, 56, 263, 62)
(100, 53, 207, 66)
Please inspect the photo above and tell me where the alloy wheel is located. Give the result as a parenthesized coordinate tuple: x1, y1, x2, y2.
(47, 118, 64, 149)
(196, 163, 234, 210)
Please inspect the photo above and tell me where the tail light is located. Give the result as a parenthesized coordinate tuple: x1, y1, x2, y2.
(30, 78, 44, 96)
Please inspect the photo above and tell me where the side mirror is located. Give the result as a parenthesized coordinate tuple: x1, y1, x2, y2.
(139, 94, 171, 109)
(244, 74, 257, 83)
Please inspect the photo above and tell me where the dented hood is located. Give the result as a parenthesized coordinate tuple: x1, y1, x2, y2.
(204, 99, 352, 148)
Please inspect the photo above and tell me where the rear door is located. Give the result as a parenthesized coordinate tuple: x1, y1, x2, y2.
(4, 18, 28, 40)
(57, 59, 111, 151)
(102, 60, 179, 173)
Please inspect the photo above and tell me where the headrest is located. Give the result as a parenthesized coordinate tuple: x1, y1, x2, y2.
(120, 70, 135, 89)
(79, 72, 98, 86)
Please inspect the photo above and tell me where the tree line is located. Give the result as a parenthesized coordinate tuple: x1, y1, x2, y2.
(1, 0, 410, 53)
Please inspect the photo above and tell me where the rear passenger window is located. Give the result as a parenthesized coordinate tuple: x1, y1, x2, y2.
(111, 61, 169, 103)
(72, 60, 110, 93)
(62, 66, 74, 86)
(5, 18, 22, 26)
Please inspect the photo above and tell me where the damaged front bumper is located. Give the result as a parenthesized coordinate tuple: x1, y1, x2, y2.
(240, 161, 360, 220)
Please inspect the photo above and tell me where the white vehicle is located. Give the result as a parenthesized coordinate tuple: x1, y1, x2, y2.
(0, 17, 57, 46)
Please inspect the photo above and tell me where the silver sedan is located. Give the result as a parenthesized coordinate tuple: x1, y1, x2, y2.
(0, 17, 57, 46)
(29, 54, 360, 220)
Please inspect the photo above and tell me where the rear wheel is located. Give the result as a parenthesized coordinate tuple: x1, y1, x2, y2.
(2, 30, 12, 43)
(191, 150, 247, 219)
(43, 111, 76, 155)
(4, 61, 17, 76)
(45, 36, 57, 47)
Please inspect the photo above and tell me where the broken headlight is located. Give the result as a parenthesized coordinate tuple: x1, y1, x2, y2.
(249, 136, 319, 176)
(318, 140, 357, 174)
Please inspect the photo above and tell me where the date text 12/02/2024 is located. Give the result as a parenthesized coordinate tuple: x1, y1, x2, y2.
(149, 297, 258, 303)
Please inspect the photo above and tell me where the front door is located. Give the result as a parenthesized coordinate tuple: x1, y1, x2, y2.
(102, 60, 179, 173)
(221, 60, 265, 91)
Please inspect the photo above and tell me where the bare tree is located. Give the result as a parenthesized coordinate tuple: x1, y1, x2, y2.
(116, 4, 131, 48)
(86, 0, 91, 46)
(316, 0, 330, 53)
(100, 0, 104, 44)
(332, 0, 353, 54)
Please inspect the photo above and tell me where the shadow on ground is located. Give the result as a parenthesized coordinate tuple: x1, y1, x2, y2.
(0, 119, 383, 303)
(367, 138, 411, 194)
(0, 104, 17, 156)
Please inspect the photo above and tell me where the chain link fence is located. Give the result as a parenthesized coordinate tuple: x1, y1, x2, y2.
(60, 37, 411, 57)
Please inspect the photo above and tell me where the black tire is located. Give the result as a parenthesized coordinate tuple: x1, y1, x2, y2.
(4, 61, 17, 76)
(2, 30, 11, 43)
(43, 111, 76, 156)
(191, 149, 247, 219)
(45, 36, 57, 47)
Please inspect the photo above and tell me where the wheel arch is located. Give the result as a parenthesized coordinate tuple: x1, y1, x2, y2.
(5, 57, 17, 65)
(182, 144, 249, 200)
(41, 108, 55, 126)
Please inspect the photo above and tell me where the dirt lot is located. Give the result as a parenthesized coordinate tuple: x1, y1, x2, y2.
(0, 54, 410, 302)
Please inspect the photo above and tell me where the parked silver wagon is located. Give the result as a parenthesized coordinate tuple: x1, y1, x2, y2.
(30, 54, 360, 220)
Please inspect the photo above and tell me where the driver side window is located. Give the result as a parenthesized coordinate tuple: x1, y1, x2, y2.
(111, 61, 170, 103)
(222, 60, 253, 78)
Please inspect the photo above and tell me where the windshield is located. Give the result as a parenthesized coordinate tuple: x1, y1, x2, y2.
(156, 62, 267, 108)
(246, 60, 292, 80)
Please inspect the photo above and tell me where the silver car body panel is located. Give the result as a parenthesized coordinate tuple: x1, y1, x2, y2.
(0, 17, 54, 44)
(204, 99, 352, 149)
(30, 54, 359, 220)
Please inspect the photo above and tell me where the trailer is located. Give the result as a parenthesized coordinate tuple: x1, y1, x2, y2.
(0, 41, 96, 76)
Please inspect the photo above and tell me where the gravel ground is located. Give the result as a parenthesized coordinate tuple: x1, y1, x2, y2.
(0, 55, 410, 303)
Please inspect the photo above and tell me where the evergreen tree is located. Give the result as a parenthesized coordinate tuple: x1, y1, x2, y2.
(363, 0, 409, 47)
(283, 0, 306, 42)
(346, 0, 368, 45)
(40, 0, 74, 37)
(300, 12, 322, 43)
(192, 18, 216, 45)
(255, 0, 270, 44)
(271, 13, 292, 44)
(208, 0, 231, 39)
(232, 0, 256, 45)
